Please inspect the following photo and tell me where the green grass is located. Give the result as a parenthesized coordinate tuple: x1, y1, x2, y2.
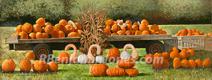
(0, 24, 212, 80)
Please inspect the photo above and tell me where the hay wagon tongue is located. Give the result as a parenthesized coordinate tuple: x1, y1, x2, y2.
(6, 35, 178, 58)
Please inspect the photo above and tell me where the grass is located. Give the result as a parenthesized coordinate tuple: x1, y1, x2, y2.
(0, 24, 212, 80)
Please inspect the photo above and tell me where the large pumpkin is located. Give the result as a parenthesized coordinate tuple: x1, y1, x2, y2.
(107, 47, 120, 61)
(22, 22, 33, 33)
(173, 58, 181, 69)
(118, 59, 135, 69)
(202, 58, 211, 68)
(125, 68, 139, 77)
(19, 31, 28, 39)
(33, 60, 47, 73)
(90, 64, 108, 77)
(33, 24, 42, 32)
(106, 67, 126, 76)
(19, 58, 31, 73)
(36, 17, 45, 26)
(59, 19, 68, 27)
(2, 59, 16, 73)
(48, 61, 58, 72)
(58, 52, 70, 64)
(25, 51, 35, 60)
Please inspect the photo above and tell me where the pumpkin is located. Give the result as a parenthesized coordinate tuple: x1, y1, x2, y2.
(36, 32, 43, 39)
(170, 50, 180, 59)
(150, 24, 159, 31)
(187, 48, 195, 56)
(19, 58, 31, 73)
(106, 67, 126, 76)
(36, 17, 45, 26)
(189, 60, 196, 69)
(48, 61, 58, 72)
(162, 59, 170, 69)
(145, 54, 153, 64)
(58, 31, 65, 38)
(202, 58, 211, 68)
(104, 26, 111, 35)
(142, 30, 150, 35)
(111, 24, 119, 32)
(107, 47, 120, 61)
(118, 59, 135, 69)
(125, 68, 139, 77)
(75, 22, 82, 30)
(162, 52, 169, 59)
(90, 64, 108, 76)
(125, 30, 131, 35)
(2, 59, 16, 73)
(132, 23, 139, 31)
(19, 31, 28, 39)
(195, 59, 203, 68)
(68, 32, 80, 38)
(51, 29, 59, 38)
(58, 52, 70, 64)
(77, 54, 88, 64)
(141, 19, 149, 27)
(117, 30, 125, 35)
(33, 24, 42, 32)
(125, 20, 132, 30)
(135, 30, 142, 35)
(105, 19, 114, 26)
(44, 24, 54, 34)
(16, 25, 22, 34)
(173, 58, 181, 69)
(22, 22, 33, 33)
(25, 52, 35, 61)
(65, 24, 75, 34)
(59, 19, 68, 26)
(33, 60, 47, 73)
(42, 33, 49, 38)
(111, 32, 118, 35)
(180, 29, 188, 36)
(139, 24, 149, 31)
(152, 53, 163, 70)
(121, 44, 139, 60)
(181, 59, 189, 68)
(29, 32, 36, 39)
(180, 49, 189, 59)
(64, 44, 78, 63)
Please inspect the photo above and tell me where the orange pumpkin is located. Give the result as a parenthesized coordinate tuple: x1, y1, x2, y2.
(173, 58, 181, 69)
(162, 52, 169, 59)
(2, 59, 16, 73)
(75, 22, 82, 30)
(106, 67, 126, 76)
(181, 59, 189, 68)
(111, 24, 119, 32)
(36, 32, 43, 39)
(117, 30, 125, 35)
(42, 33, 49, 38)
(202, 58, 211, 68)
(195, 59, 203, 68)
(187, 48, 195, 56)
(51, 29, 59, 38)
(118, 59, 135, 69)
(142, 30, 150, 35)
(33, 24, 42, 32)
(16, 25, 22, 34)
(145, 54, 153, 64)
(125, 20, 132, 30)
(125, 68, 139, 77)
(105, 19, 114, 26)
(58, 52, 70, 63)
(180, 49, 189, 59)
(19, 58, 31, 73)
(19, 31, 28, 39)
(22, 22, 33, 33)
(132, 23, 139, 31)
(152, 53, 163, 70)
(139, 24, 149, 31)
(36, 17, 45, 26)
(48, 61, 58, 72)
(58, 31, 65, 38)
(135, 30, 142, 35)
(170, 50, 180, 59)
(104, 26, 111, 35)
(67, 32, 80, 38)
(65, 24, 75, 34)
(33, 60, 47, 73)
(189, 60, 196, 69)
(44, 25, 53, 34)
(29, 32, 36, 39)
(141, 19, 149, 27)
(125, 30, 131, 35)
(59, 19, 68, 26)
(90, 64, 108, 76)
(25, 51, 35, 60)
(150, 24, 159, 31)
(107, 48, 120, 61)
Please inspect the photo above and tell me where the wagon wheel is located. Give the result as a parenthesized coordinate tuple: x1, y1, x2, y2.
(146, 41, 165, 54)
(33, 44, 53, 60)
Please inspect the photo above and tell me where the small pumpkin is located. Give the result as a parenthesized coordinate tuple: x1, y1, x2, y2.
(58, 52, 70, 64)
(29, 32, 36, 39)
(65, 24, 75, 34)
(48, 61, 58, 72)
(195, 59, 203, 68)
(180, 49, 189, 59)
(170, 50, 180, 59)
(142, 30, 150, 35)
(187, 48, 195, 57)
(132, 22, 139, 31)
(125, 20, 132, 30)
(173, 58, 181, 69)
(111, 24, 119, 32)
(125, 68, 139, 77)
(106, 67, 126, 76)
(189, 60, 196, 69)
(59, 19, 68, 27)
(36, 17, 45, 26)
(118, 59, 135, 69)
(16, 25, 22, 34)
(105, 19, 114, 26)
(202, 58, 211, 68)
(67, 32, 80, 38)
(44, 24, 54, 34)
(58, 31, 65, 38)
(25, 51, 35, 60)
(140, 19, 149, 27)
(19, 31, 28, 39)
(2, 59, 16, 73)
(181, 59, 189, 68)
(33, 24, 42, 32)
(42, 33, 49, 38)
(19, 58, 31, 73)
(135, 30, 142, 35)
(162, 52, 169, 59)
(107, 47, 120, 61)
(51, 29, 59, 38)
(22, 22, 33, 33)
(90, 64, 108, 77)
(33, 60, 47, 73)
(36, 32, 43, 39)
(150, 24, 159, 31)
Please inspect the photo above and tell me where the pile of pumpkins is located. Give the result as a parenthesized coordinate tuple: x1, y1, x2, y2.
(1, 51, 58, 73)
(104, 19, 167, 35)
(145, 47, 211, 70)
(90, 44, 139, 77)
(15, 17, 81, 39)
(175, 29, 204, 36)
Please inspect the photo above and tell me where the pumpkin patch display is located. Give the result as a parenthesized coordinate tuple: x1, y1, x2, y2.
(2, 58, 16, 73)
(90, 64, 108, 77)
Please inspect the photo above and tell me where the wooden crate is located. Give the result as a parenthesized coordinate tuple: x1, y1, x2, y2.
(205, 36, 212, 51)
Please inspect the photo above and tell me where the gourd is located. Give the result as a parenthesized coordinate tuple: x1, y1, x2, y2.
(87, 44, 105, 64)
(120, 44, 139, 60)
(64, 44, 78, 63)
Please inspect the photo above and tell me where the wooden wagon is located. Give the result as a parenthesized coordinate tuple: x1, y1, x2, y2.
(6, 35, 177, 59)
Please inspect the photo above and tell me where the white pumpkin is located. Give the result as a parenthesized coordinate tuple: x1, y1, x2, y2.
(120, 51, 131, 60)
(95, 56, 105, 63)
(77, 54, 88, 64)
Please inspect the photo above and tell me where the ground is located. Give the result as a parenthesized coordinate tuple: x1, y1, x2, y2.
(0, 24, 212, 80)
